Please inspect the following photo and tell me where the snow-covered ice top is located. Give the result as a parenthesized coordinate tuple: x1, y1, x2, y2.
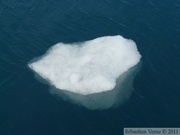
(28, 36, 141, 95)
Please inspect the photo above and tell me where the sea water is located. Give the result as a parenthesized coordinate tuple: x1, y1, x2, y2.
(0, 0, 180, 135)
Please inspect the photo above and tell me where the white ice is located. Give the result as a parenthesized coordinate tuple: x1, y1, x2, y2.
(28, 35, 141, 109)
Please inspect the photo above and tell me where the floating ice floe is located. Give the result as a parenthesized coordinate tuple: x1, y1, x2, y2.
(28, 35, 141, 110)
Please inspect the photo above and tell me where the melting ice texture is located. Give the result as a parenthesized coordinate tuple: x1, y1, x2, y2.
(28, 35, 141, 109)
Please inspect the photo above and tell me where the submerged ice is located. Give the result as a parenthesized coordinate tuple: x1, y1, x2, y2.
(28, 35, 141, 109)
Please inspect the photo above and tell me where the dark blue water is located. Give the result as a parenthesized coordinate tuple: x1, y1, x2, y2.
(1, 0, 180, 135)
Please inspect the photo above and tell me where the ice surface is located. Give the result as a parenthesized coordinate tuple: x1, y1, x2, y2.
(28, 35, 141, 109)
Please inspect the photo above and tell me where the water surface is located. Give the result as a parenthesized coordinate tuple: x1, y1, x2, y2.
(0, 0, 180, 135)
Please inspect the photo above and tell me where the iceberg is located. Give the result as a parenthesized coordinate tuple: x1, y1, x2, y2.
(28, 35, 141, 109)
